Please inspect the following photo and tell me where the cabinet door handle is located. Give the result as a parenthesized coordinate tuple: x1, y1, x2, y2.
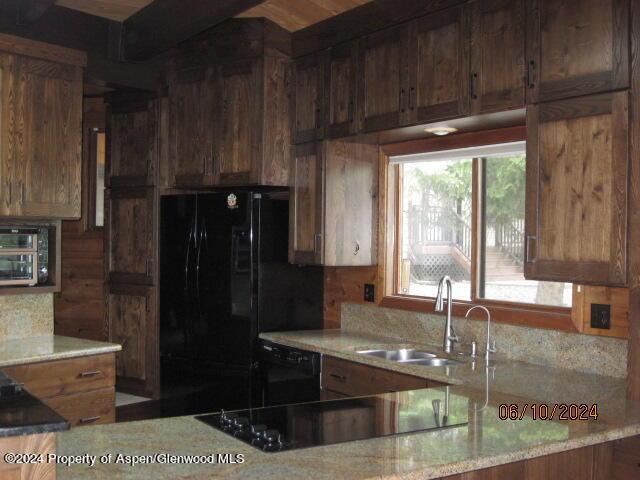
(79, 416, 101, 424)
(19, 181, 24, 206)
(470, 73, 478, 99)
(329, 373, 346, 382)
(7, 181, 11, 207)
(525, 236, 536, 263)
(399, 88, 406, 113)
(314, 234, 322, 255)
(79, 370, 102, 378)
(527, 60, 535, 89)
(354, 242, 360, 256)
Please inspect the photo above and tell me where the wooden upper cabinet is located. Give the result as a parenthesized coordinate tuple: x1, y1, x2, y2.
(0, 53, 15, 217)
(14, 56, 83, 218)
(289, 140, 378, 266)
(525, 92, 628, 286)
(325, 42, 358, 138)
(408, 5, 470, 123)
(292, 53, 325, 143)
(470, 0, 525, 114)
(107, 96, 158, 187)
(106, 187, 156, 286)
(216, 60, 259, 185)
(168, 67, 216, 187)
(359, 24, 409, 132)
(526, 0, 629, 103)
(289, 142, 323, 265)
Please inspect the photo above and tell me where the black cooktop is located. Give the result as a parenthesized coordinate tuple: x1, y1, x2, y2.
(196, 387, 468, 452)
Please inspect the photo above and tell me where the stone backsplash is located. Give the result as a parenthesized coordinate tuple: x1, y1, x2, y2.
(341, 302, 628, 378)
(0, 294, 53, 341)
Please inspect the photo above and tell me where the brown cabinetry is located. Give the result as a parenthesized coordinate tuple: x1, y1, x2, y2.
(0, 49, 83, 219)
(325, 42, 359, 138)
(107, 95, 158, 187)
(168, 67, 216, 187)
(292, 53, 325, 143)
(525, 91, 628, 286)
(321, 356, 446, 397)
(289, 140, 378, 266)
(107, 284, 157, 398)
(358, 24, 409, 132)
(470, 0, 525, 114)
(408, 4, 470, 123)
(105, 187, 156, 286)
(4, 353, 116, 427)
(526, 0, 629, 103)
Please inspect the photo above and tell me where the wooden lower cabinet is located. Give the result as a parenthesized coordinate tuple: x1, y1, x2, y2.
(321, 355, 445, 397)
(0, 433, 55, 480)
(4, 353, 116, 427)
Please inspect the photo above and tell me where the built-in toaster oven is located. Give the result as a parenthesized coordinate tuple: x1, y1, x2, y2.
(0, 227, 40, 286)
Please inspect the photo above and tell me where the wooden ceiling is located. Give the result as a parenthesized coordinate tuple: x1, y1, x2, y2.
(56, 0, 372, 30)
(55, 0, 153, 21)
(236, 0, 372, 32)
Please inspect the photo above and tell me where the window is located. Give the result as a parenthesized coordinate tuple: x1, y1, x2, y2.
(391, 139, 572, 310)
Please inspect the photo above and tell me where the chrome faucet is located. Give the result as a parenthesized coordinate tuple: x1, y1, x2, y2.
(435, 276, 458, 353)
(465, 305, 496, 364)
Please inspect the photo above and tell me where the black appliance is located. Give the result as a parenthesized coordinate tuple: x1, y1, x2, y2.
(259, 340, 321, 407)
(160, 190, 323, 411)
(196, 388, 468, 452)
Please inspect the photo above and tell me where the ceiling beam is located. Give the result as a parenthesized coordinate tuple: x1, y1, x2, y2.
(0, 1, 160, 91)
(17, 0, 57, 24)
(121, 0, 267, 60)
(292, 0, 463, 58)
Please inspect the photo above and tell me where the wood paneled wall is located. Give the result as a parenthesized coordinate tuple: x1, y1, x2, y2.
(324, 266, 377, 328)
(54, 97, 107, 341)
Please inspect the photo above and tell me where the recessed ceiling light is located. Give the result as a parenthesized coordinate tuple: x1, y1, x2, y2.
(424, 127, 458, 136)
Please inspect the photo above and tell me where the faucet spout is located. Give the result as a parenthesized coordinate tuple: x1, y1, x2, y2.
(435, 276, 456, 353)
(465, 305, 495, 364)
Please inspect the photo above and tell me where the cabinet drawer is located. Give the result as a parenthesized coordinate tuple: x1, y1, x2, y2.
(44, 387, 115, 427)
(4, 353, 115, 398)
(321, 356, 427, 396)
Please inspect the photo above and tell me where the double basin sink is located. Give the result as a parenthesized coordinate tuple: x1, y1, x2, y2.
(356, 348, 460, 367)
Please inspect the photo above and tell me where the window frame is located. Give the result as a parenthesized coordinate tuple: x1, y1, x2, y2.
(378, 126, 576, 332)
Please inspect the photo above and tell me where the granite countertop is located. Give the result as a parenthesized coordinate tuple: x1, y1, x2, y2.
(0, 335, 121, 367)
(55, 329, 640, 480)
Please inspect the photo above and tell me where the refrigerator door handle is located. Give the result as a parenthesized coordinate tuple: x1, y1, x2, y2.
(196, 219, 208, 314)
(184, 218, 195, 292)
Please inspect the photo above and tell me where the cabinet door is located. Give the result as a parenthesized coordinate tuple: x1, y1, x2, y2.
(470, 0, 525, 114)
(525, 92, 628, 286)
(15, 57, 82, 218)
(107, 99, 158, 187)
(293, 54, 325, 144)
(526, 0, 629, 103)
(216, 60, 260, 185)
(169, 68, 215, 186)
(107, 284, 158, 398)
(289, 142, 323, 265)
(409, 5, 469, 124)
(106, 187, 155, 285)
(359, 24, 409, 132)
(325, 42, 358, 138)
(0, 52, 15, 216)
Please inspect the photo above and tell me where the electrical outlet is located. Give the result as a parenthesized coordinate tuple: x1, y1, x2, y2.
(364, 283, 375, 302)
(590, 303, 611, 330)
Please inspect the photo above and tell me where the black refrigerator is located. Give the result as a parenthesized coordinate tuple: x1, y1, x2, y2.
(160, 190, 323, 411)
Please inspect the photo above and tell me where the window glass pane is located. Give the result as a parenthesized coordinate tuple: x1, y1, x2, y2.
(479, 154, 572, 307)
(95, 132, 106, 227)
(399, 159, 473, 301)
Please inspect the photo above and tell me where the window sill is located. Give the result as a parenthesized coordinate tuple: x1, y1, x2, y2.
(379, 295, 576, 333)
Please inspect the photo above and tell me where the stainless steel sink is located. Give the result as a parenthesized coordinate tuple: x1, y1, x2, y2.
(355, 348, 460, 366)
(356, 348, 437, 361)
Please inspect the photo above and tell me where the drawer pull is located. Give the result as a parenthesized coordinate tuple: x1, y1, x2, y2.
(329, 373, 346, 382)
(79, 416, 101, 425)
(79, 370, 102, 378)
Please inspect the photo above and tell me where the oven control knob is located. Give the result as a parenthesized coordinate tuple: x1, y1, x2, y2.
(220, 411, 238, 427)
(232, 416, 250, 430)
(250, 424, 267, 439)
(287, 352, 303, 363)
(263, 429, 281, 444)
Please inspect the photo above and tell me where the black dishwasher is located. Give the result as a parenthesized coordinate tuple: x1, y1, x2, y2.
(258, 340, 321, 407)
